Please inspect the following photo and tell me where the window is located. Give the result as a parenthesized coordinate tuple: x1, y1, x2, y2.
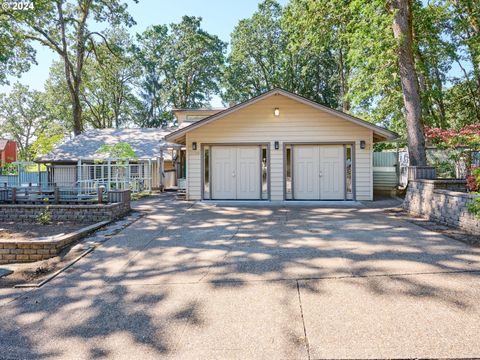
(285, 145, 292, 199)
(203, 146, 210, 199)
(345, 145, 353, 199)
(262, 146, 268, 199)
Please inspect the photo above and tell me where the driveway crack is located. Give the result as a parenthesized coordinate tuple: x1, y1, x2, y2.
(296, 280, 311, 360)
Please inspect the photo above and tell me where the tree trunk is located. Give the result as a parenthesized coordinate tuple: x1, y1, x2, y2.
(390, 0, 427, 166)
(72, 92, 83, 135)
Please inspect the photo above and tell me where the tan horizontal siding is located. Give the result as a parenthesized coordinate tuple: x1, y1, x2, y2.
(186, 94, 373, 200)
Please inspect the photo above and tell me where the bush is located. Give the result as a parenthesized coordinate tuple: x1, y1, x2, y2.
(466, 166, 480, 192)
(36, 209, 52, 225)
(467, 196, 480, 218)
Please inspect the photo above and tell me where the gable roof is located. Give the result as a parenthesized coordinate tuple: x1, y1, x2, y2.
(37, 127, 183, 163)
(165, 88, 398, 143)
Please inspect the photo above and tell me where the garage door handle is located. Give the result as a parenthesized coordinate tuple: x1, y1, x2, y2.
(319, 172, 323, 177)
(232, 171, 236, 177)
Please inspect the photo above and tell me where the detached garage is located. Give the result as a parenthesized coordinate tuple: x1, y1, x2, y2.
(165, 88, 397, 201)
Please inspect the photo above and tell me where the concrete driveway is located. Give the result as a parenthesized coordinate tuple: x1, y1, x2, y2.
(1, 195, 480, 359)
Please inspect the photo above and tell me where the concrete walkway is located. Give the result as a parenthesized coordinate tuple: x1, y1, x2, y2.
(1, 194, 480, 359)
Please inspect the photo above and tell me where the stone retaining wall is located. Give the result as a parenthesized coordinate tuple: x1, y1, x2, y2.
(0, 201, 130, 223)
(403, 179, 480, 235)
(0, 222, 107, 264)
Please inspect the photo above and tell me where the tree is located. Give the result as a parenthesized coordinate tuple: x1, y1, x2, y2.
(1, 0, 136, 135)
(134, 17, 226, 127)
(223, 0, 285, 103)
(283, 0, 351, 111)
(389, 0, 427, 166)
(82, 28, 140, 128)
(0, 83, 49, 160)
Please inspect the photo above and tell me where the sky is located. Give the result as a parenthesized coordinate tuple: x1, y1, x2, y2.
(0, 0, 288, 107)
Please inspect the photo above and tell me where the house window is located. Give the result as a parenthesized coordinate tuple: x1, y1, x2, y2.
(203, 146, 210, 199)
(285, 145, 292, 199)
(346, 145, 353, 199)
(261, 146, 268, 199)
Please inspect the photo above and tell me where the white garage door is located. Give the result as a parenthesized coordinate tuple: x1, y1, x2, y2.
(293, 145, 345, 200)
(211, 146, 261, 200)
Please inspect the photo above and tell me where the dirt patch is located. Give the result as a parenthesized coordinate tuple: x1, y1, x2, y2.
(0, 244, 88, 288)
(0, 222, 91, 241)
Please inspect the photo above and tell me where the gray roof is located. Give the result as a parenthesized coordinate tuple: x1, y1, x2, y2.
(37, 128, 181, 162)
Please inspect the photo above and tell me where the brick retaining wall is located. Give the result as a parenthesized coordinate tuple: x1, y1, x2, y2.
(0, 222, 108, 264)
(0, 201, 130, 223)
(403, 179, 480, 235)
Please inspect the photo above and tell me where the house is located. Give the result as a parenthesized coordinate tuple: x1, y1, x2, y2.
(36, 128, 182, 191)
(165, 88, 398, 201)
(0, 139, 17, 167)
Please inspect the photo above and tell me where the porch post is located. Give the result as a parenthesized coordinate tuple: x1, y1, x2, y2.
(107, 159, 111, 190)
(37, 163, 41, 189)
(77, 159, 82, 194)
(148, 159, 152, 191)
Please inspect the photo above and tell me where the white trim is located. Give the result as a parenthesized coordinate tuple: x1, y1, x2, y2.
(165, 88, 398, 143)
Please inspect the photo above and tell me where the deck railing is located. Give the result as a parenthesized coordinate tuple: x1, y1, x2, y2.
(0, 185, 130, 205)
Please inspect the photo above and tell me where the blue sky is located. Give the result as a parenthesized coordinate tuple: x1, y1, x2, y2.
(0, 0, 288, 102)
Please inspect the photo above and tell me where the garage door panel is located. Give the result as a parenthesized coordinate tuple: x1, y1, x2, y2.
(211, 146, 236, 199)
(211, 146, 261, 200)
(293, 146, 320, 200)
(319, 146, 345, 199)
(293, 145, 345, 200)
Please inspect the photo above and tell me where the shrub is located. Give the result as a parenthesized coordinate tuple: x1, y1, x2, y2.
(467, 196, 480, 218)
(466, 166, 480, 192)
(36, 209, 52, 225)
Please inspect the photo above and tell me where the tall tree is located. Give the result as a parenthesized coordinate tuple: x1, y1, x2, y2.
(135, 16, 226, 127)
(389, 0, 427, 165)
(223, 0, 286, 103)
(82, 28, 140, 128)
(0, 83, 48, 160)
(1, 0, 136, 135)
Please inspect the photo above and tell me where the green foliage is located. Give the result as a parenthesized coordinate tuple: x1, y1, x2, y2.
(467, 196, 480, 218)
(1, 163, 18, 175)
(1, 0, 137, 134)
(0, 83, 51, 160)
(29, 124, 65, 159)
(134, 16, 226, 127)
(36, 209, 52, 225)
(82, 28, 141, 128)
(96, 142, 137, 161)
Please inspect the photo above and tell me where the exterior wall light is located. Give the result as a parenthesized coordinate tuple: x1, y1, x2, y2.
(360, 140, 366, 149)
(274, 108, 280, 117)
(274, 141, 279, 150)
(192, 142, 197, 151)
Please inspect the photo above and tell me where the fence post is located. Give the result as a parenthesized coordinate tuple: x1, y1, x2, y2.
(12, 187, 16, 204)
(97, 187, 103, 204)
(54, 186, 59, 204)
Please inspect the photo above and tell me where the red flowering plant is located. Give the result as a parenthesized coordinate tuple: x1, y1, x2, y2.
(425, 125, 480, 218)
(425, 124, 480, 181)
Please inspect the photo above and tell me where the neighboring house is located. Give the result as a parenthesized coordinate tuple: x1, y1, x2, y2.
(0, 139, 17, 167)
(165, 88, 398, 201)
(36, 128, 181, 191)
(35, 112, 225, 191)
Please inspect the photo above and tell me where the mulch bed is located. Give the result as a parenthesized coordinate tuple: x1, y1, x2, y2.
(0, 222, 92, 241)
